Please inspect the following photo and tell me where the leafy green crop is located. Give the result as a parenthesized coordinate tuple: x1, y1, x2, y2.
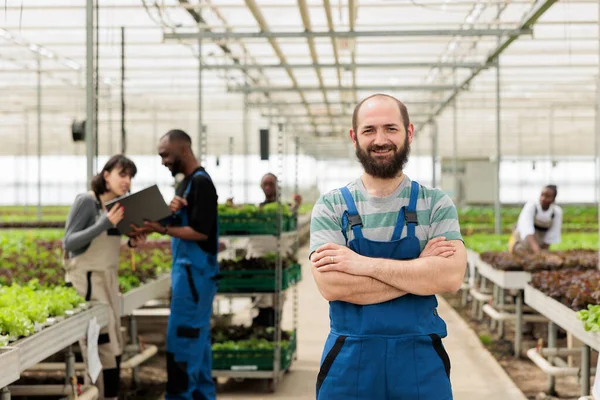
(577, 305, 600, 332)
(0, 282, 85, 340)
(465, 233, 598, 253)
(0, 230, 172, 292)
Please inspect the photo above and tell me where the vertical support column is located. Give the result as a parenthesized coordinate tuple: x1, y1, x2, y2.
(86, 0, 95, 187)
(431, 121, 437, 188)
(229, 137, 234, 199)
(0, 387, 10, 400)
(243, 91, 249, 203)
(107, 87, 113, 155)
(197, 29, 204, 163)
(452, 68, 458, 204)
(581, 344, 591, 395)
(547, 321, 557, 395)
(293, 135, 300, 357)
(24, 110, 29, 212)
(65, 345, 75, 387)
(498, 287, 505, 338)
(494, 50, 502, 235)
(130, 316, 140, 387)
(596, 0, 600, 269)
(514, 290, 523, 358)
(36, 56, 42, 222)
(272, 122, 285, 388)
(121, 26, 126, 154)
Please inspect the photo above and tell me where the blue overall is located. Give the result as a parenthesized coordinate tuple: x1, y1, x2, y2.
(166, 170, 219, 400)
(316, 181, 453, 400)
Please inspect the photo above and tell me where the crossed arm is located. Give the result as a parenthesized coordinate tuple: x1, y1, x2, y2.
(310, 238, 467, 305)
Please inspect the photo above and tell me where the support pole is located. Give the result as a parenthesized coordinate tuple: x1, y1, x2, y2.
(494, 53, 502, 235)
(36, 56, 42, 222)
(243, 92, 249, 203)
(23, 110, 29, 212)
(197, 30, 204, 162)
(130, 316, 140, 387)
(581, 344, 591, 395)
(431, 121, 437, 188)
(95, 0, 99, 167)
(547, 322, 557, 395)
(0, 387, 10, 400)
(597, 0, 600, 269)
(452, 67, 458, 204)
(86, 0, 95, 187)
(121, 26, 126, 154)
(515, 290, 523, 358)
(229, 137, 234, 199)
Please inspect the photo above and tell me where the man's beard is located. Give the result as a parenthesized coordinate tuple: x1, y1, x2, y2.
(170, 157, 184, 177)
(355, 139, 411, 179)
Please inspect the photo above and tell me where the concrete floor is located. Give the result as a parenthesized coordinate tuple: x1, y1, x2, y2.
(215, 244, 528, 400)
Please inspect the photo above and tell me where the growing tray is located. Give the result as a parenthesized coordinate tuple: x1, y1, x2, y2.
(525, 285, 600, 352)
(11, 303, 110, 372)
(0, 347, 20, 388)
(219, 214, 297, 236)
(476, 258, 532, 290)
(218, 264, 302, 293)
(212, 331, 296, 372)
(120, 274, 171, 316)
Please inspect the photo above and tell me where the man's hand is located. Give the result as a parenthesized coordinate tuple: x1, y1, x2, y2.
(169, 196, 188, 213)
(419, 237, 456, 258)
(128, 224, 152, 237)
(312, 243, 368, 275)
(143, 221, 167, 234)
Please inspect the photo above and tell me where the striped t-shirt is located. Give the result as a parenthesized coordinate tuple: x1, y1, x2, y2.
(309, 175, 463, 255)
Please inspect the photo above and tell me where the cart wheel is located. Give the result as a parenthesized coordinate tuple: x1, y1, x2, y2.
(267, 378, 276, 393)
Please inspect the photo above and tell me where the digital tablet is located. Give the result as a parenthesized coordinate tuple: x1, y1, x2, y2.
(105, 184, 172, 235)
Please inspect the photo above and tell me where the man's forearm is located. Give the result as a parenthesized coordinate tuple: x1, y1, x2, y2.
(311, 268, 406, 305)
(366, 247, 466, 296)
(166, 226, 208, 241)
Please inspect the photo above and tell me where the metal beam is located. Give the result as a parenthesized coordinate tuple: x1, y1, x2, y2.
(261, 113, 434, 119)
(86, 0, 94, 187)
(232, 85, 455, 93)
(419, 0, 558, 129)
(243, 0, 315, 129)
(248, 100, 446, 107)
(164, 28, 532, 40)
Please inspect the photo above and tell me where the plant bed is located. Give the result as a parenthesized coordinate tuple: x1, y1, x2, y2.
(0, 230, 172, 293)
(479, 250, 598, 273)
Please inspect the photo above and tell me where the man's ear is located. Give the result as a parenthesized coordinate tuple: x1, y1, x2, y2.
(350, 129, 357, 147)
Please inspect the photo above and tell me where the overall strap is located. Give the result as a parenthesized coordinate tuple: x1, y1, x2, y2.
(406, 180, 420, 238)
(390, 180, 420, 240)
(339, 186, 364, 244)
(184, 170, 210, 198)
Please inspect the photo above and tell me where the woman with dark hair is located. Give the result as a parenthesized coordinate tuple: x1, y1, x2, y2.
(509, 184, 562, 255)
(62, 154, 145, 400)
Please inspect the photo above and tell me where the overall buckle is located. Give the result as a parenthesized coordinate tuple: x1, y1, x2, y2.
(347, 213, 363, 227)
(405, 211, 418, 225)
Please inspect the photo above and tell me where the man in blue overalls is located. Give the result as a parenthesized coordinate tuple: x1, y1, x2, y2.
(309, 94, 467, 400)
(140, 129, 219, 400)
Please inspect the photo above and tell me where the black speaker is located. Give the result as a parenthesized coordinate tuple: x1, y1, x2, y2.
(260, 128, 269, 160)
(72, 119, 86, 142)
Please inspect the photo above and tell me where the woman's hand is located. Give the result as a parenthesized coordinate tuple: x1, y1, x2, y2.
(107, 203, 124, 226)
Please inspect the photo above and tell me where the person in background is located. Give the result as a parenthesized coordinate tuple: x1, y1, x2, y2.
(246, 173, 302, 327)
(135, 129, 219, 400)
(63, 155, 146, 400)
(509, 185, 562, 255)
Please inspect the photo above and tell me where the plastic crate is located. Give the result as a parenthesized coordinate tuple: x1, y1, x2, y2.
(219, 214, 296, 236)
(212, 331, 296, 371)
(217, 264, 302, 293)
